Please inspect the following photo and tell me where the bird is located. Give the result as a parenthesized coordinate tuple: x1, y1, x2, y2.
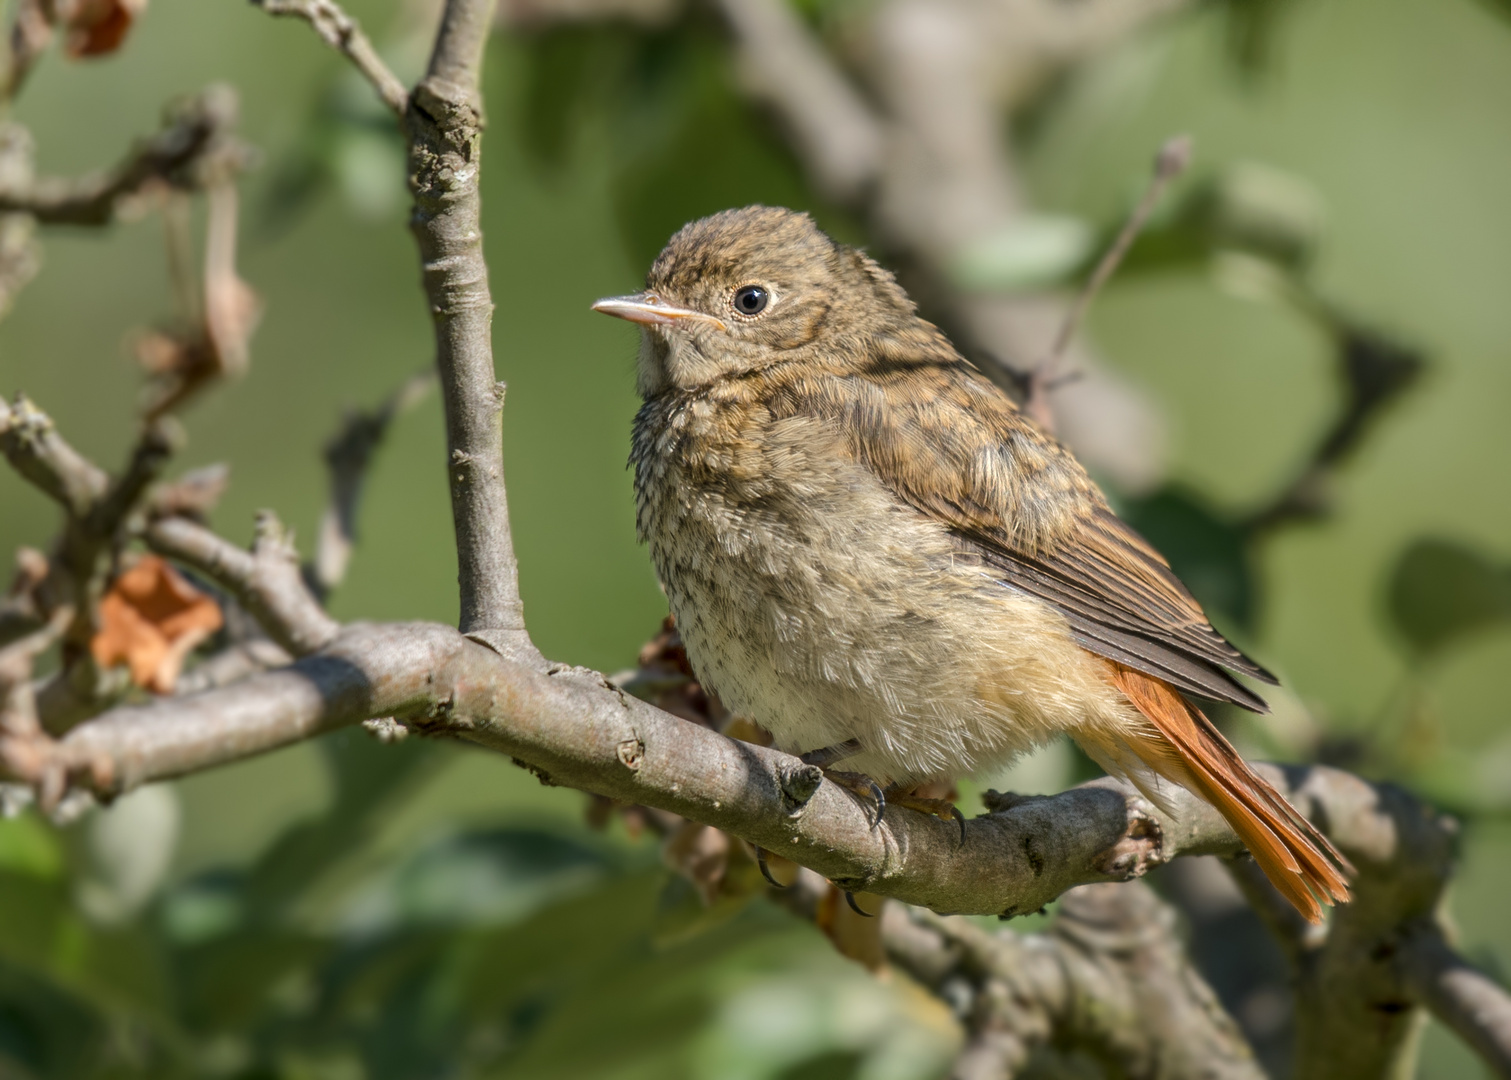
(593, 204, 1350, 923)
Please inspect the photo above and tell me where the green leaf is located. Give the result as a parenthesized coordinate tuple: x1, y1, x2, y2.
(0, 813, 63, 880)
(948, 215, 1096, 292)
(1387, 539, 1511, 657)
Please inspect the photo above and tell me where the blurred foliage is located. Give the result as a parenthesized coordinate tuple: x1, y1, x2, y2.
(1387, 539, 1511, 660)
(0, 0, 1509, 1076)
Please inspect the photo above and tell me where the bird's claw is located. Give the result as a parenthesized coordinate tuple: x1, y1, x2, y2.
(888, 792, 968, 846)
(756, 847, 787, 889)
(844, 891, 874, 918)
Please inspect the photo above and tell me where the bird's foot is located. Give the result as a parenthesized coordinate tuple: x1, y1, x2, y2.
(820, 770, 887, 830)
(755, 847, 787, 889)
(799, 739, 862, 770)
(797, 741, 886, 828)
(887, 790, 967, 845)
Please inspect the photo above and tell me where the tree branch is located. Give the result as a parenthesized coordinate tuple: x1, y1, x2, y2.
(1398, 923, 1511, 1079)
(777, 870, 1263, 1079)
(407, 0, 527, 644)
(145, 514, 339, 658)
(0, 616, 1396, 920)
(0, 86, 241, 226)
(708, 0, 884, 204)
(251, 0, 410, 117)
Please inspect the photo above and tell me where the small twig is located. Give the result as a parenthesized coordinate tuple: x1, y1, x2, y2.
(2, 0, 54, 102)
(710, 0, 884, 203)
(0, 394, 111, 516)
(146, 514, 339, 658)
(0, 607, 70, 739)
(1021, 135, 1192, 430)
(309, 371, 434, 600)
(0, 86, 242, 225)
(171, 638, 292, 695)
(252, 0, 410, 117)
(1398, 923, 1511, 1079)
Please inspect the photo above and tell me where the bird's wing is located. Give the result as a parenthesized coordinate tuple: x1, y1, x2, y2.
(771, 359, 1276, 711)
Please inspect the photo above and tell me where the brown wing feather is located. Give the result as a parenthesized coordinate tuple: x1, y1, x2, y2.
(764, 357, 1274, 710)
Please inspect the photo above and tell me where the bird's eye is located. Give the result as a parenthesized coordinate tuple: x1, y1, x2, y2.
(732, 285, 769, 316)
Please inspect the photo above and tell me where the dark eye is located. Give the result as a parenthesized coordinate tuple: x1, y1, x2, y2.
(732, 285, 769, 316)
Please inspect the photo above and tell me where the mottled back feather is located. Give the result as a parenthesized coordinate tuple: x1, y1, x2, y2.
(752, 356, 1277, 712)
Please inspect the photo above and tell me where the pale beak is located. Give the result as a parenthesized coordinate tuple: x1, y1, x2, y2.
(591, 292, 726, 331)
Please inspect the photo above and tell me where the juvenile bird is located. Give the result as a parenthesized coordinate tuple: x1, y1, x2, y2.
(594, 205, 1350, 922)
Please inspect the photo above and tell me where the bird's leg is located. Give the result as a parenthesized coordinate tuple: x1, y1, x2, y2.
(799, 739, 862, 770)
(824, 772, 887, 830)
(886, 783, 968, 845)
(797, 740, 886, 828)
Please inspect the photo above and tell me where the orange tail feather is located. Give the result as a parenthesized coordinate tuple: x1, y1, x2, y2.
(1096, 662, 1351, 923)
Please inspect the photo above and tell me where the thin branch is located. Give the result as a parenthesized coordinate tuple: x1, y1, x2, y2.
(0, 394, 111, 516)
(0, 86, 241, 225)
(145, 514, 339, 658)
(172, 638, 292, 696)
(309, 371, 434, 600)
(251, 0, 410, 117)
(407, 0, 527, 644)
(1398, 923, 1511, 1079)
(0, 607, 69, 739)
(709, 0, 884, 203)
(1022, 135, 1191, 430)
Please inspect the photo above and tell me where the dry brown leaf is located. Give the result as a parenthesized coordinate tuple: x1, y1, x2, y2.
(61, 0, 146, 57)
(90, 554, 221, 693)
(663, 820, 732, 906)
(816, 884, 889, 973)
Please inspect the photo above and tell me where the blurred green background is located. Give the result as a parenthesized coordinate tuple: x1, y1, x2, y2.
(0, 0, 1509, 1074)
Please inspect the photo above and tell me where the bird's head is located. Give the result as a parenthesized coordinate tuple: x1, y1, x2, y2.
(593, 206, 940, 396)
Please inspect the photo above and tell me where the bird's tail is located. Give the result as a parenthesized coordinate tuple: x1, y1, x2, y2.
(1083, 661, 1352, 923)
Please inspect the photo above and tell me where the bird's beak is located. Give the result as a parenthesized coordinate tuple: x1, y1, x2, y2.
(591, 292, 726, 331)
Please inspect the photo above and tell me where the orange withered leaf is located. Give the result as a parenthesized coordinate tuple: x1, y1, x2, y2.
(91, 555, 222, 693)
(62, 0, 147, 57)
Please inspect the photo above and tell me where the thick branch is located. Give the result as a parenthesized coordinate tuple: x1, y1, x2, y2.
(1229, 769, 1481, 1080)
(0, 618, 1365, 919)
(407, 0, 525, 642)
(252, 0, 409, 116)
(0, 86, 239, 226)
(779, 870, 1261, 1079)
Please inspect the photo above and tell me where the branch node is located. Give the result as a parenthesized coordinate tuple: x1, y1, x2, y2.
(778, 758, 823, 812)
(616, 735, 645, 771)
(1095, 807, 1165, 880)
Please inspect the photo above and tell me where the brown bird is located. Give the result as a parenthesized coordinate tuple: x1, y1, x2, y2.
(594, 205, 1350, 922)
